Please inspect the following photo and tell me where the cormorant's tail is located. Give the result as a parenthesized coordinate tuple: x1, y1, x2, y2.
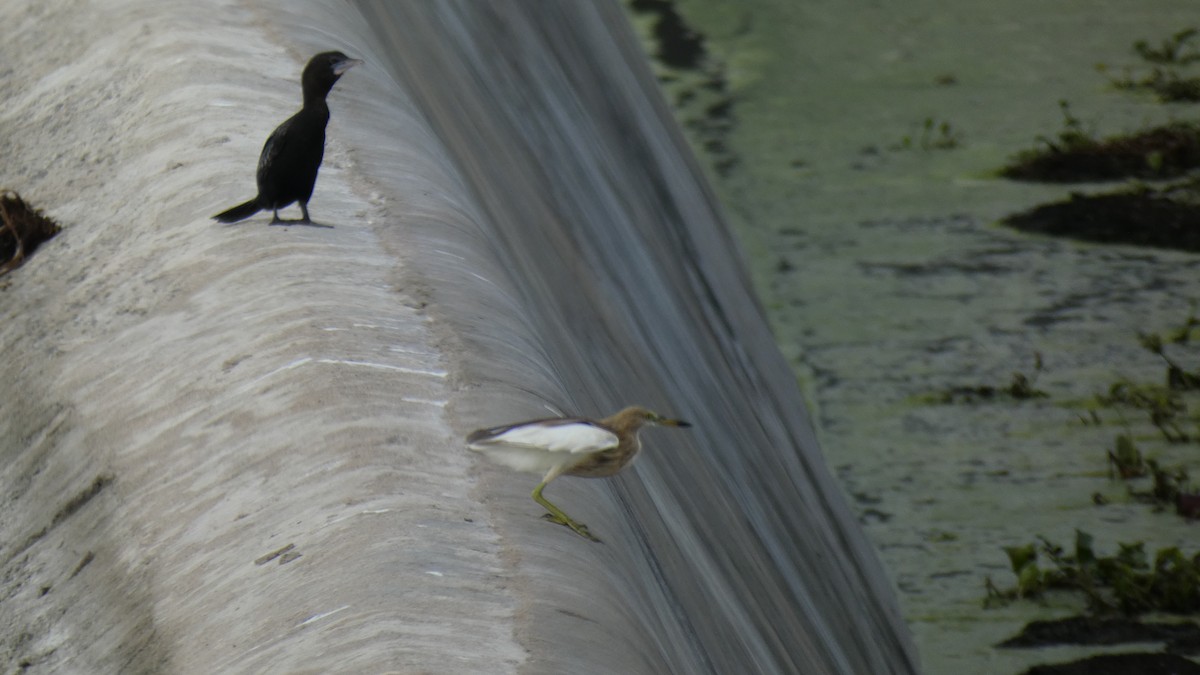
(212, 199, 262, 223)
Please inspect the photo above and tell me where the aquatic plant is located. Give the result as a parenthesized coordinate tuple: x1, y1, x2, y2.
(893, 117, 961, 151)
(1000, 101, 1200, 182)
(925, 354, 1047, 403)
(1107, 433, 1145, 479)
(1134, 27, 1200, 66)
(1105, 27, 1200, 102)
(986, 531, 1200, 615)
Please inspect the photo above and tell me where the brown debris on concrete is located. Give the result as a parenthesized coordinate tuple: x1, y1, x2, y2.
(0, 190, 60, 276)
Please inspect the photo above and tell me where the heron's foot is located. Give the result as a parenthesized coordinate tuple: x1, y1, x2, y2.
(541, 512, 602, 542)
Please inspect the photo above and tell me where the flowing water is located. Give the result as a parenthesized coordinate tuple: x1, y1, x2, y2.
(1, 1, 930, 672)
(343, 2, 918, 672)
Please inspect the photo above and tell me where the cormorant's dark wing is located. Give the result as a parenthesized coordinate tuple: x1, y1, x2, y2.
(257, 115, 297, 177)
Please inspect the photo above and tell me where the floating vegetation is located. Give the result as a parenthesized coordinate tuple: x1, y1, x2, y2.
(1103, 27, 1200, 103)
(1130, 459, 1196, 518)
(1107, 433, 1146, 479)
(1091, 313, 1200, 440)
(1002, 178, 1200, 253)
(925, 354, 1047, 403)
(1084, 312, 1200, 518)
(1101, 433, 1197, 519)
(1101, 381, 1190, 443)
(998, 614, 1200, 649)
(1022, 653, 1200, 674)
(1000, 28, 1200, 248)
(1111, 67, 1200, 103)
(1139, 327, 1200, 391)
(892, 117, 962, 151)
(999, 102, 1200, 183)
(985, 530, 1200, 616)
(928, 374, 1049, 404)
(1133, 27, 1200, 66)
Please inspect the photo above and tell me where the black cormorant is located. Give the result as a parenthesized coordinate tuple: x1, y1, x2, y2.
(213, 51, 362, 225)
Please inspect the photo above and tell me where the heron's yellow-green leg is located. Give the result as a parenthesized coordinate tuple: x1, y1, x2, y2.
(532, 480, 601, 542)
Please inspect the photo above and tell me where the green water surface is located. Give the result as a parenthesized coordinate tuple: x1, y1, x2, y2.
(630, 1, 1200, 672)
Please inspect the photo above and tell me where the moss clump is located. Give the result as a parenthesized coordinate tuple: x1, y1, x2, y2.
(1002, 180, 1200, 253)
(999, 102, 1200, 183)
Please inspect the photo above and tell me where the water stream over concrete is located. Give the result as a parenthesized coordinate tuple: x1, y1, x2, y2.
(0, 1, 917, 672)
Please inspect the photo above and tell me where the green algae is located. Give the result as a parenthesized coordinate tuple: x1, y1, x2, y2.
(624, 1, 1200, 673)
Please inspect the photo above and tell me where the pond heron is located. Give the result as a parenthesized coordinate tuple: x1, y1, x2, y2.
(467, 406, 690, 541)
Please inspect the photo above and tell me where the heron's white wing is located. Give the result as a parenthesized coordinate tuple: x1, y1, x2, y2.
(468, 420, 618, 455)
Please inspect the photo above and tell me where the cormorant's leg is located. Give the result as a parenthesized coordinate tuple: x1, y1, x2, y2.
(299, 202, 311, 224)
(532, 480, 600, 542)
(270, 209, 283, 224)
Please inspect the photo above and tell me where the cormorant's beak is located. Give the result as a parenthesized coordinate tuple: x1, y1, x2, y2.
(333, 58, 364, 76)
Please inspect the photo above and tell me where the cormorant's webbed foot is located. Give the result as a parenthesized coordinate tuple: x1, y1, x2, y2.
(268, 218, 333, 229)
(267, 204, 330, 227)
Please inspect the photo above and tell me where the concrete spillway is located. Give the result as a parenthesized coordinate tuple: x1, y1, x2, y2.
(0, 1, 917, 673)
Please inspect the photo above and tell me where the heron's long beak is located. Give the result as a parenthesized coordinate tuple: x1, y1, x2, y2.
(658, 417, 691, 428)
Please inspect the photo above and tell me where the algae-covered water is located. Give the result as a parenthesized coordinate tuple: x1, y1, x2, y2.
(630, 0, 1200, 672)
